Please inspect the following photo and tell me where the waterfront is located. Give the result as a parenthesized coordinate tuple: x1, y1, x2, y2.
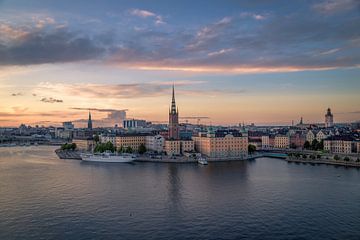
(1, 146, 360, 240)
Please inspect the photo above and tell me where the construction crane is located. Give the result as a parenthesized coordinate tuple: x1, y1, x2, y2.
(179, 116, 210, 125)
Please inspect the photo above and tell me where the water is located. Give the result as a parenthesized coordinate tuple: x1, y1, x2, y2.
(0, 146, 360, 240)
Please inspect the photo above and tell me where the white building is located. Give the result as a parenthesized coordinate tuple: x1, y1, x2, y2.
(274, 135, 290, 149)
(261, 135, 270, 149)
(145, 135, 165, 153)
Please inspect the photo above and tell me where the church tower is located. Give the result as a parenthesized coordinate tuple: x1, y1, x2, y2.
(168, 85, 179, 139)
(325, 108, 333, 128)
(88, 111, 93, 129)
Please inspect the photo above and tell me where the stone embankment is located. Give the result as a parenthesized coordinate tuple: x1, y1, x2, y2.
(55, 149, 81, 160)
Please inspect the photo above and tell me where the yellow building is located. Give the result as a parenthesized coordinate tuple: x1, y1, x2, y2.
(324, 136, 353, 154)
(274, 135, 290, 149)
(192, 130, 248, 159)
(115, 135, 147, 152)
(164, 140, 195, 156)
(72, 138, 95, 151)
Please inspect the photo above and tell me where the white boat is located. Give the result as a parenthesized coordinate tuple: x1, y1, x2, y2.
(81, 152, 136, 163)
(198, 157, 208, 165)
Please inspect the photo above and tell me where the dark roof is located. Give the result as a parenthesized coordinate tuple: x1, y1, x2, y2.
(215, 129, 242, 137)
(325, 135, 354, 141)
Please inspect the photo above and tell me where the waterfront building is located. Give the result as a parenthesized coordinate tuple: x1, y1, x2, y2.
(164, 139, 195, 156)
(72, 137, 95, 151)
(192, 129, 248, 159)
(357, 142, 360, 153)
(261, 135, 270, 149)
(88, 111, 93, 130)
(55, 128, 73, 140)
(168, 85, 180, 140)
(325, 108, 334, 128)
(115, 134, 147, 152)
(100, 134, 116, 145)
(274, 135, 290, 149)
(146, 135, 165, 153)
(289, 132, 306, 149)
(324, 136, 353, 154)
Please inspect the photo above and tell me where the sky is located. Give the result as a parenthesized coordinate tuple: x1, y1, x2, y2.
(0, 0, 359, 127)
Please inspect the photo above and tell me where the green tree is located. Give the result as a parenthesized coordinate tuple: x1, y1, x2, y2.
(303, 141, 310, 150)
(317, 140, 324, 151)
(310, 155, 316, 160)
(311, 139, 319, 150)
(94, 141, 115, 153)
(334, 155, 340, 161)
(248, 144, 256, 154)
(302, 154, 307, 159)
(125, 146, 133, 153)
(344, 156, 350, 162)
(117, 145, 124, 153)
(93, 134, 100, 143)
(138, 144, 146, 154)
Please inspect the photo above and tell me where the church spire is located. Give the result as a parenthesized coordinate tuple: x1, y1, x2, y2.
(171, 84, 177, 114)
(88, 110, 93, 129)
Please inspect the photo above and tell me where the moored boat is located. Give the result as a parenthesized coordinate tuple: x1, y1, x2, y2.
(81, 152, 136, 163)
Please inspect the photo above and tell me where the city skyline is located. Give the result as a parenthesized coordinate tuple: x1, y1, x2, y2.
(0, 0, 360, 127)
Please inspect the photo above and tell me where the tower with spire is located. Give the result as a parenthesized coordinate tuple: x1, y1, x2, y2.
(168, 85, 179, 139)
(325, 108, 334, 128)
(87, 111, 93, 130)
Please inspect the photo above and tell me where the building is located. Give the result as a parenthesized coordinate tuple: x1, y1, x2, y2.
(164, 140, 181, 156)
(72, 137, 95, 151)
(261, 135, 270, 149)
(325, 108, 334, 128)
(100, 134, 116, 146)
(357, 142, 360, 153)
(289, 132, 306, 149)
(249, 138, 262, 149)
(274, 135, 290, 149)
(88, 111, 93, 130)
(115, 134, 147, 152)
(164, 139, 195, 156)
(316, 130, 329, 142)
(306, 130, 316, 143)
(146, 135, 165, 153)
(324, 136, 353, 154)
(192, 129, 248, 159)
(123, 119, 147, 129)
(63, 121, 74, 130)
(168, 85, 180, 140)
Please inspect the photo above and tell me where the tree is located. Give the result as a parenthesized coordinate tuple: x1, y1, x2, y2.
(61, 143, 77, 151)
(334, 155, 340, 161)
(317, 140, 324, 151)
(310, 155, 316, 160)
(125, 146, 133, 153)
(311, 139, 319, 150)
(138, 144, 146, 154)
(290, 143, 297, 149)
(94, 141, 115, 153)
(304, 141, 311, 150)
(302, 154, 307, 159)
(93, 134, 100, 143)
(344, 157, 350, 162)
(118, 145, 124, 153)
(248, 144, 256, 154)
(356, 158, 360, 162)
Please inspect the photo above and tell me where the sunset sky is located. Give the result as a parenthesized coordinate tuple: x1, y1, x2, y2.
(0, 0, 359, 127)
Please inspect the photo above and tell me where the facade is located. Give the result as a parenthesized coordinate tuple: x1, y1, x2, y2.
(164, 139, 194, 156)
(357, 142, 360, 153)
(115, 135, 147, 152)
(145, 135, 165, 153)
(306, 130, 316, 143)
(324, 136, 353, 154)
(165, 140, 181, 156)
(192, 130, 248, 159)
(168, 85, 180, 140)
(289, 133, 306, 149)
(316, 130, 328, 142)
(261, 135, 270, 149)
(72, 137, 95, 151)
(274, 135, 290, 149)
(123, 119, 147, 129)
(325, 108, 334, 128)
(100, 134, 116, 146)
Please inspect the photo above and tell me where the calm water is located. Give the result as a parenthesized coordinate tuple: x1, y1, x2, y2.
(0, 146, 359, 240)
